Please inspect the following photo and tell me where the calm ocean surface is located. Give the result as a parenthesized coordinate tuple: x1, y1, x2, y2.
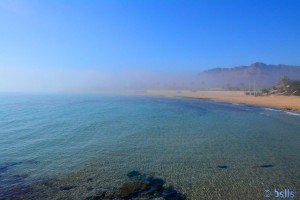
(0, 94, 299, 199)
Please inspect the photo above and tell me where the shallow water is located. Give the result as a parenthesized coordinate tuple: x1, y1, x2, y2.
(0, 94, 299, 199)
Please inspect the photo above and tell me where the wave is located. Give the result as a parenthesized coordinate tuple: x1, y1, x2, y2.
(285, 111, 300, 116)
(264, 108, 281, 112)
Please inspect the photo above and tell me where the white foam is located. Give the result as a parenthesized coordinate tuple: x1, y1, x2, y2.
(264, 108, 281, 112)
(285, 111, 300, 116)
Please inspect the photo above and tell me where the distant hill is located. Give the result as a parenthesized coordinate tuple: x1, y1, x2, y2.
(198, 62, 300, 90)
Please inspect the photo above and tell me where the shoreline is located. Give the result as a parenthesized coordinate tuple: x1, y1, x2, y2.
(128, 90, 300, 111)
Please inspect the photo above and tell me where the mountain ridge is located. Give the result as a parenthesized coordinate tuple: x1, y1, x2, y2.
(197, 62, 300, 89)
(203, 62, 300, 73)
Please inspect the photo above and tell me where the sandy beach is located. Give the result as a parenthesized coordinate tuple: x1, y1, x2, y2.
(131, 90, 300, 111)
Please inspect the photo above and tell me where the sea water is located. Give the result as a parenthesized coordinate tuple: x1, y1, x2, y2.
(0, 94, 299, 199)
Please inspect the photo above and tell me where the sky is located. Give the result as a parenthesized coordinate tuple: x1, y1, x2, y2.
(1, 0, 300, 92)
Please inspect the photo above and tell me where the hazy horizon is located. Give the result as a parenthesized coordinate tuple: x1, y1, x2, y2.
(1, 0, 300, 93)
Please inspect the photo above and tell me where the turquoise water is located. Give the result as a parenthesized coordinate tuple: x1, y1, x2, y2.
(0, 94, 299, 199)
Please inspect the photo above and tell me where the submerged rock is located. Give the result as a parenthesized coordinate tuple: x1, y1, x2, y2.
(146, 176, 164, 191)
(160, 187, 186, 200)
(116, 180, 149, 198)
(87, 186, 94, 191)
(127, 171, 141, 179)
(259, 164, 274, 168)
(217, 165, 228, 169)
(59, 185, 77, 191)
(85, 195, 103, 200)
(25, 170, 186, 200)
(87, 177, 93, 182)
(112, 171, 186, 199)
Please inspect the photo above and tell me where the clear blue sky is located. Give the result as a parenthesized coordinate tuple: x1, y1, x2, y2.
(1, 0, 300, 72)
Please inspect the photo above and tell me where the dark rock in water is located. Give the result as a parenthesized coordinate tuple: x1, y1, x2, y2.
(97, 191, 107, 198)
(85, 190, 107, 199)
(217, 165, 228, 169)
(85, 195, 102, 200)
(161, 188, 176, 197)
(160, 187, 186, 200)
(87, 177, 93, 182)
(116, 180, 150, 198)
(259, 164, 274, 168)
(147, 176, 164, 191)
(59, 185, 77, 191)
(114, 171, 186, 199)
(52, 170, 186, 200)
(127, 170, 141, 179)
